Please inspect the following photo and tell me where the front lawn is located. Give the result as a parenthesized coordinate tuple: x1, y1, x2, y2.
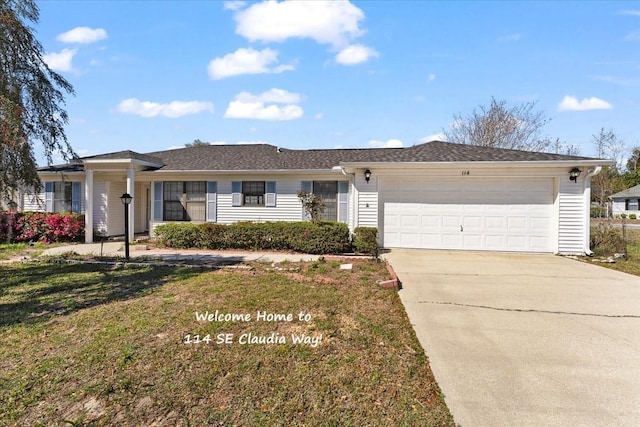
(0, 242, 50, 261)
(587, 224, 640, 276)
(0, 259, 453, 426)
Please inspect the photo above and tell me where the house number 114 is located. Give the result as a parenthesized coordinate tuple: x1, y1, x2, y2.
(462, 170, 470, 176)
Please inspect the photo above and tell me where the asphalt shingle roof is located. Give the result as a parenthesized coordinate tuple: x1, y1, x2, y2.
(41, 141, 601, 172)
(143, 141, 597, 171)
(83, 150, 164, 165)
(610, 184, 640, 199)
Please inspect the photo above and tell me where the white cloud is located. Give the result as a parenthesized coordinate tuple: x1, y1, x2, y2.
(224, 89, 303, 121)
(116, 98, 214, 118)
(620, 10, 640, 16)
(223, 1, 246, 11)
(208, 47, 294, 79)
(427, 73, 436, 82)
(236, 88, 301, 104)
(369, 139, 404, 148)
(625, 31, 640, 40)
(557, 96, 613, 112)
(57, 27, 107, 44)
(420, 133, 446, 143)
(232, 0, 365, 47)
(335, 44, 378, 65)
(43, 48, 77, 72)
(314, 113, 324, 120)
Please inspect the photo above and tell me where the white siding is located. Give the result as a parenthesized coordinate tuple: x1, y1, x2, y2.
(611, 200, 626, 214)
(148, 176, 353, 234)
(355, 170, 378, 227)
(135, 182, 147, 233)
(107, 181, 126, 236)
(21, 180, 85, 213)
(217, 179, 308, 224)
(93, 181, 108, 234)
(558, 176, 585, 255)
(23, 191, 45, 211)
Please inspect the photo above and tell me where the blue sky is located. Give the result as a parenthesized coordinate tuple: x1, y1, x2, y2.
(35, 1, 640, 164)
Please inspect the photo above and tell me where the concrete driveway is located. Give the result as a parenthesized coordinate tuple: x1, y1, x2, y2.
(385, 250, 640, 427)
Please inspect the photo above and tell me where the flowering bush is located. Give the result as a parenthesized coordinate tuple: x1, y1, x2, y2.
(0, 211, 84, 243)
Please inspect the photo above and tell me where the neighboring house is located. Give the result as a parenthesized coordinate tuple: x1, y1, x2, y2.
(610, 185, 640, 216)
(22, 141, 614, 255)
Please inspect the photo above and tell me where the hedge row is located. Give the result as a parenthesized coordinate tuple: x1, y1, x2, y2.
(155, 222, 379, 255)
(0, 211, 85, 244)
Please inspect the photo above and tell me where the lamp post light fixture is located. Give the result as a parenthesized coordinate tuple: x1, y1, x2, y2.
(120, 193, 132, 261)
(569, 167, 582, 183)
(364, 169, 372, 183)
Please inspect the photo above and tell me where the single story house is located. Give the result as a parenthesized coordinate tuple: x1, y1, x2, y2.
(610, 185, 640, 216)
(21, 141, 614, 255)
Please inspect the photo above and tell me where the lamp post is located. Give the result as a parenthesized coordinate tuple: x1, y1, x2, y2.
(120, 193, 132, 261)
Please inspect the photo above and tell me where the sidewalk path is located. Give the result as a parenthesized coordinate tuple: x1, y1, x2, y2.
(40, 242, 321, 263)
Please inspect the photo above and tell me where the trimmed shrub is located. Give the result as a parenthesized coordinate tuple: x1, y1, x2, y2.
(155, 221, 352, 254)
(0, 211, 84, 243)
(630, 214, 637, 220)
(590, 206, 606, 218)
(621, 213, 628, 219)
(353, 227, 379, 256)
(154, 223, 201, 248)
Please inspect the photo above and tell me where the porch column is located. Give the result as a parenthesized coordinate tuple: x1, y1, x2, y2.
(84, 170, 94, 243)
(127, 168, 135, 242)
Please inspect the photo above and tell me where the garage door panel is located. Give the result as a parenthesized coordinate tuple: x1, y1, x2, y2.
(485, 235, 506, 249)
(485, 216, 505, 229)
(401, 215, 420, 227)
(421, 216, 440, 227)
(530, 217, 549, 230)
(381, 178, 553, 252)
(463, 234, 483, 248)
(507, 217, 527, 229)
(463, 216, 483, 229)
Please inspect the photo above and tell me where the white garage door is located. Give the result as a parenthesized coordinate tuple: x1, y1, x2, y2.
(381, 178, 554, 252)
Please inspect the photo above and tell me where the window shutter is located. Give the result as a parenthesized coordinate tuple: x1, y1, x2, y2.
(206, 181, 217, 222)
(265, 181, 276, 207)
(71, 182, 82, 213)
(45, 182, 54, 212)
(232, 181, 242, 207)
(301, 181, 312, 220)
(338, 181, 348, 223)
(153, 181, 163, 221)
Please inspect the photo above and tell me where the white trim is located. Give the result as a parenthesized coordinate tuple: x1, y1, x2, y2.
(85, 170, 94, 243)
(340, 160, 615, 170)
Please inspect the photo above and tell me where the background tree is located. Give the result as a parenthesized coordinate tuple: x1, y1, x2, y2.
(443, 97, 550, 152)
(549, 137, 581, 156)
(0, 0, 75, 205)
(626, 146, 640, 172)
(591, 128, 627, 207)
(185, 139, 209, 147)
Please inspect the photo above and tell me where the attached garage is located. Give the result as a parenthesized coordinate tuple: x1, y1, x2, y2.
(380, 177, 554, 252)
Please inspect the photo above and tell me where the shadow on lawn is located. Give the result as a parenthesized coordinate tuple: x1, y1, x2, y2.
(0, 261, 208, 327)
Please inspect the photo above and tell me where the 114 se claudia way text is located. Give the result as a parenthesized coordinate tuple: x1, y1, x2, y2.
(183, 310, 323, 348)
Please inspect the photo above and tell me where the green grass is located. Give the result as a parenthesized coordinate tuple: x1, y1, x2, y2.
(0, 242, 51, 261)
(588, 225, 640, 276)
(0, 260, 453, 426)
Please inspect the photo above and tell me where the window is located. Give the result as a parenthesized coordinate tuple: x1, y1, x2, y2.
(627, 198, 639, 211)
(313, 181, 338, 221)
(53, 182, 73, 212)
(163, 181, 205, 221)
(242, 181, 265, 206)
